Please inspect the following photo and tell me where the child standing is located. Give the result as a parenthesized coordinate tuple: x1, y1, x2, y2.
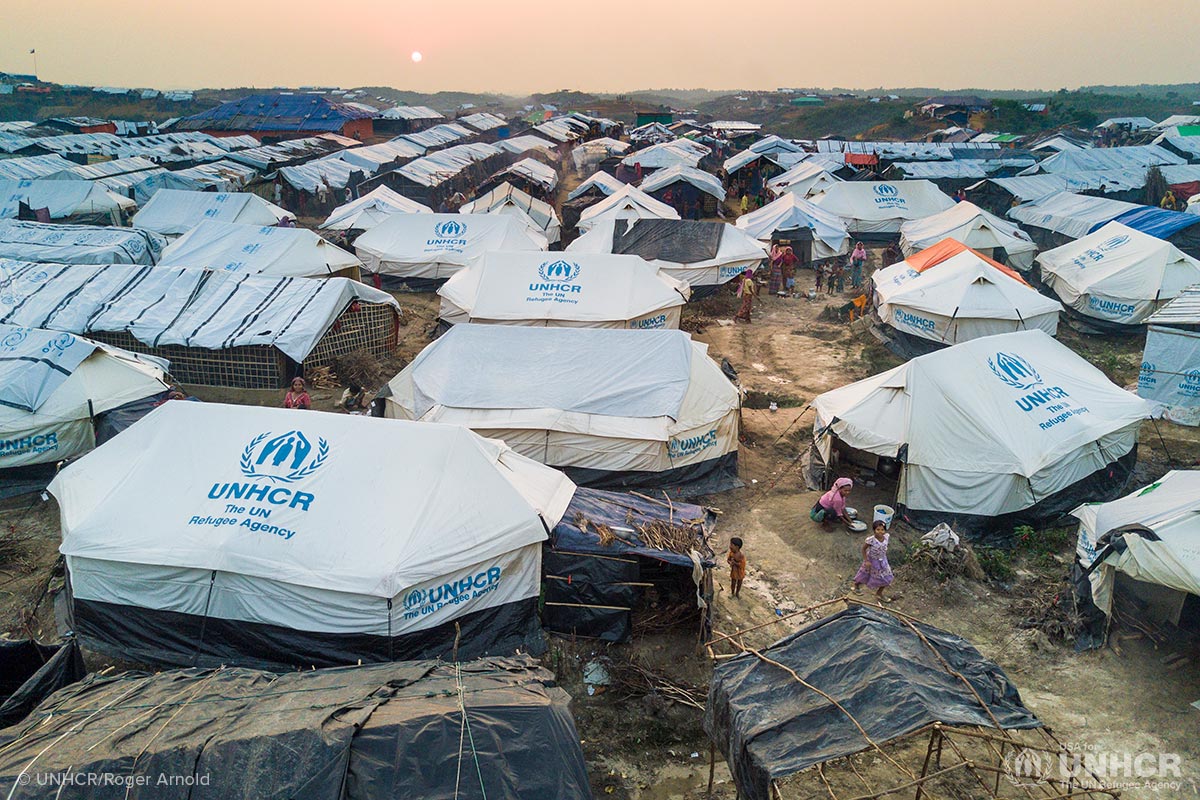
(853, 521, 895, 603)
(727, 537, 746, 598)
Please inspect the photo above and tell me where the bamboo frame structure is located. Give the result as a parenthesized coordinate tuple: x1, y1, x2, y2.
(706, 597, 1122, 800)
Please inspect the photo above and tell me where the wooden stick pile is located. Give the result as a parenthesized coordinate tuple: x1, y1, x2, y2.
(600, 655, 707, 709)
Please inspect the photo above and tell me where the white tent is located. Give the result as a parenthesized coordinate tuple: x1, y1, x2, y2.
(812, 330, 1157, 533)
(1038, 222, 1200, 326)
(382, 325, 739, 490)
(872, 240, 1061, 346)
(0, 180, 133, 225)
(899, 202, 1038, 270)
(1007, 192, 1141, 240)
(0, 325, 167, 471)
(639, 166, 726, 202)
(0, 220, 166, 265)
(320, 185, 432, 232)
(576, 185, 680, 232)
(459, 182, 562, 245)
(1073, 471, 1200, 624)
(568, 218, 767, 294)
(566, 170, 626, 201)
(735, 193, 850, 258)
(437, 251, 689, 329)
(131, 190, 291, 239)
(49, 401, 575, 668)
(354, 212, 547, 289)
(810, 181, 957, 235)
(621, 142, 703, 170)
(766, 161, 842, 199)
(158, 220, 361, 277)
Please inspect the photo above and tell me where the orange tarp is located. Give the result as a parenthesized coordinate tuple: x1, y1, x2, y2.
(903, 238, 1030, 286)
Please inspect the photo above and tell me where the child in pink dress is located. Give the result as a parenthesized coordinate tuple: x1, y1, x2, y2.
(853, 521, 895, 603)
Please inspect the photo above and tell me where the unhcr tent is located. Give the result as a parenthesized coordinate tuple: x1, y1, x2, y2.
(567, 170, 626, 201)
(872, 240, 1061, 348)
(158, 220, 361, 277)
(1010, 192, 1200, 255)
(354, 212, 547, 290)
(735, 193, 850, 259)
(320, 185, 432, 232)
(0, 220, 165, 265)
(0, 262, 400, 389)
(49, 402, 576, 668)
(1038, 222, 1200, 329)
(1140, 288, 1200, 426)
(640, 165, 726, 202)
(0, 180, 133, 226)
(459, 182, 562, 245)
(899, 201, 1038, 270)
(1073, 471, 1200, 637)
(382, 326, 740, 492)
(811, 330, 1157, 538)
(0, 325, 167, 492)
(0, 656, 593, 800)
(438, 251, 689, 329)
(810, 180, 957, 239)
(569, 218, 767, 296)
(576, 184, 680, 232)
(766, 160, 842, 199)
(131, 189, 291, 239)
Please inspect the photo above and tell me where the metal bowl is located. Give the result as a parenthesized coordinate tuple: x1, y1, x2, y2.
(847, 520, 868, 532)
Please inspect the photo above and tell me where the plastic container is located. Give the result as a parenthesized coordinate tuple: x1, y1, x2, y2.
(873, 504, 895, 527)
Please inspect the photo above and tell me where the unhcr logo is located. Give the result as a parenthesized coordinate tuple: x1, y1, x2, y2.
(434, 219, 467, 238)
(0, 326, 30, 352)
(240, 430, 329, 484)
(1098, 235, 1130, 252)
(538, 259, 582, 283)
(668, 429, 719, 459)
(1138, 361, 1157, 390)
(873, 183, 899, 197)
(988, 352, 1043, 390)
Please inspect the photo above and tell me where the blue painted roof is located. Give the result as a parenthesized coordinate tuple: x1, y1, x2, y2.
(1097, 206, 1200, 240)
(176, 94, 373, 133)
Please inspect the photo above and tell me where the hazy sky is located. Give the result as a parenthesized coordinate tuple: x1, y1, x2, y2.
(4, 0, 1198, 94)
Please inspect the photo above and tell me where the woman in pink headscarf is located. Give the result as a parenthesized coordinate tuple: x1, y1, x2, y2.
(810, 477, 854, 530)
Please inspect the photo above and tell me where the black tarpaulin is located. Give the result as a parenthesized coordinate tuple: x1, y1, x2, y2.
(611, 219, 723, 263)
(0, 656, 593, 800)
(0, 639, 85, 727)
(704, 605, 1040, 800)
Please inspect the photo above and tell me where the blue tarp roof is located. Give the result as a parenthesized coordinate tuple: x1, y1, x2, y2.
(1093, 206, 1200, 239)
(176, 94, 373, 133)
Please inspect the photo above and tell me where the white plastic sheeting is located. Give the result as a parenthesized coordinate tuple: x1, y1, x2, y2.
(1022, 145, 1185, 175)
(384, 326, 739, 475)
(50, 402, 575, 637)
(767, 161, 842, 199)
(1008, 192, 1142, 240)
(1139, 326, 1200, 426)
(576, 185, 680, 232)
(132, 190, 290, 238)
(1073, 471, 1200, 619)
(872, 242, 1061, 344)
(899, 202, 1038, 270)
(0, 324, 167, 468)
(812, 330, 1157, 519)
(0, 155, 77, 181)
(567, 170, 626, 201)
(0, 180, 133, 225)
(437, 251, 689, 329)
(395, 142, 503, 188)
(501, 158, 559, 192)
(1037, 222, 1200, 325)
(460, 183, 561, 245)
(810, 181, 957, 234)
(735, 193, 849, 258)
(0, 220, 165, 265)
(639, 166, 726, 201)
(320, 186, 432, 231)
(159, 220, 361, 277)
(0, 261, 398, 363)
(621, 142, 704, 170)
(354, 213, 546, 283)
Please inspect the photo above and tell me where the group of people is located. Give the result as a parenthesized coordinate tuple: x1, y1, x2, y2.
(283, 377, 371, 414)
(814, 242, 869, 294)
(733, 240, 872, 323)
